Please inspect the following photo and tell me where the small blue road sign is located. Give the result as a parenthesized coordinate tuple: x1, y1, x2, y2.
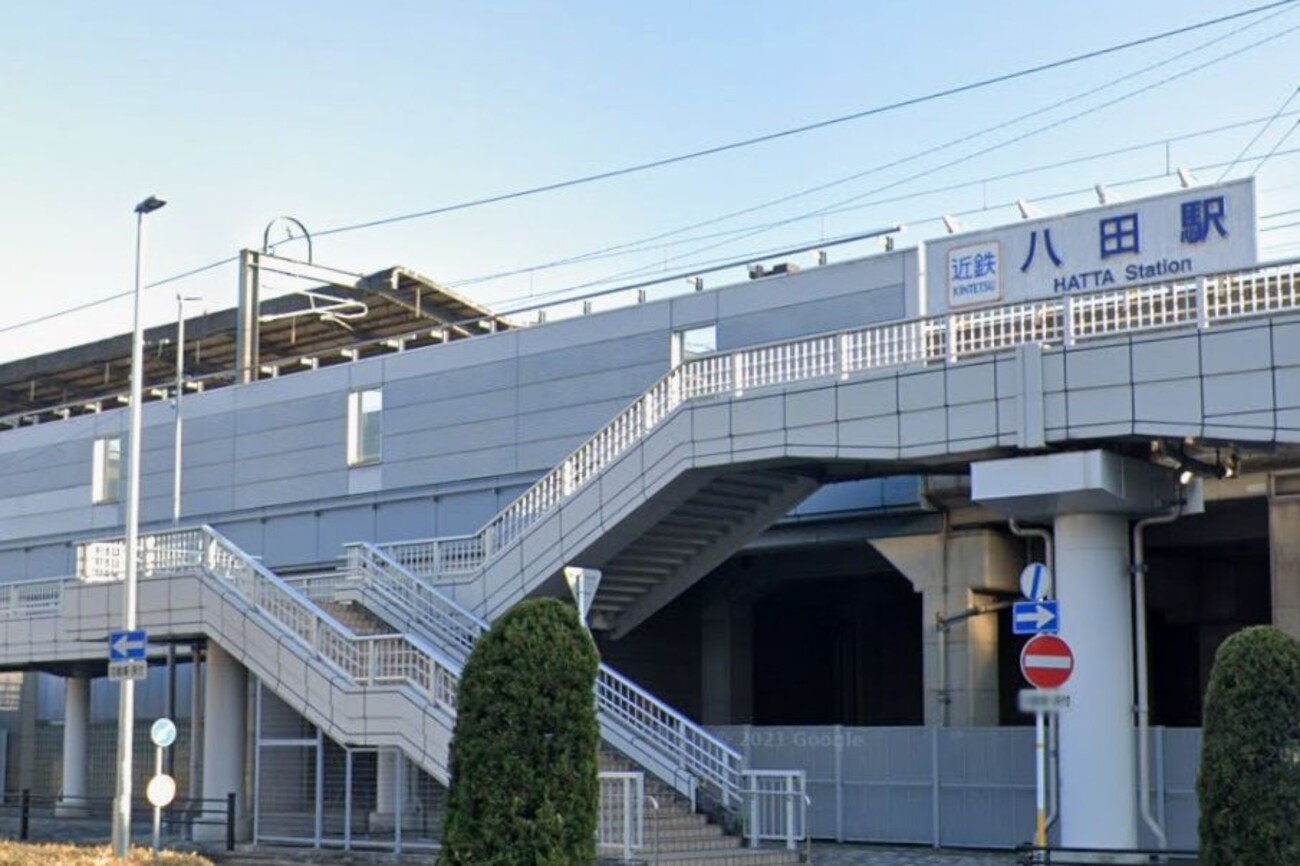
(151, 717, 177, 748)
(108, 629, 147, 661)
(1012, 600, 1061, 636)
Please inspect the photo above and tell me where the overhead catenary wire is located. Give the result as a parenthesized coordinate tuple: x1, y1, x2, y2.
(3, 2, 1299, 341)
(1252, 117, 1300, 175)
(297, 0, 1300, 241)
(1218, 83, 1300, 181)
(555, 20, 1300, 294)
(447, 5, 1299, 292)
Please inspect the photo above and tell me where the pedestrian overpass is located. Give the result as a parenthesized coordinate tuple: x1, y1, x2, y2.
(4, 256, 1299, 857)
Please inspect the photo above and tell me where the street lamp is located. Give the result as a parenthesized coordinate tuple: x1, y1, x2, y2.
(113, 194, 167, 858)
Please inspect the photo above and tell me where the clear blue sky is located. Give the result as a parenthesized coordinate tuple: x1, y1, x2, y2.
(1, 1, 1298, 362)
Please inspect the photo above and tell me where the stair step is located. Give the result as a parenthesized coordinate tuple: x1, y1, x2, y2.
(641, 848, 803, 866)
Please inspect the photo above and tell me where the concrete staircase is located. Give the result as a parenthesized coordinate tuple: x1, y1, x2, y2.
(600, 749, 804, 866)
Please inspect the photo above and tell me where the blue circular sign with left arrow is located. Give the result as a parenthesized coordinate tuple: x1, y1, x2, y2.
(150, 717, 177, 749)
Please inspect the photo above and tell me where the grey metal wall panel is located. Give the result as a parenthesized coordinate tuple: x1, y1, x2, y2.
(0, 249, 930, 559)
(261, 512, 320, 568)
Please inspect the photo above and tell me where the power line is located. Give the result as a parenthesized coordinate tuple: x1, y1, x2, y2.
(299, 0, 1297, 239)
(1218, 83, 1300, 181)
(448, 7, 1297, 292)
(1253, 117, 1300, 174)
(487, 145, 1300, 310)
(3, 2, 1297, 341)
(565, 20, 1300, 293)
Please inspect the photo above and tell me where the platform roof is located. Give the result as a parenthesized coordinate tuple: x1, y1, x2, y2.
(0, 263, 510, 427)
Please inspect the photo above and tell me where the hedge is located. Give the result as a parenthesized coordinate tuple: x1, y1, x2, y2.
(439, 597, 600, 866)
(1198, 625, 1300, 866)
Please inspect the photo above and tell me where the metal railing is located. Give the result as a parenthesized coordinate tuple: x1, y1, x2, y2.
(0, 578, 63, 618)
(597, 771, 645, 862)
(742, 770, 809, 854)
(384, 260, 1300, 592)
(344, 543, 747, 813)
(74, 527, 462, 718)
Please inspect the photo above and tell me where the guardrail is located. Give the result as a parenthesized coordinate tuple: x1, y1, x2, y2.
(384, 260, 1300, 592)
(597, 771, 645, 862)
(75, 527, 462, 717)
(742, 770, 809, 854)
(0, 578, 63, 619)
(345, 543, 747, 813)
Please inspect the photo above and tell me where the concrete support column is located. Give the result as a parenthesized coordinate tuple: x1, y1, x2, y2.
(701, 585, 754, 724)
(1269, 496, 1300, 638)
(197, 642, 247, 842)
(871, 529, 1019, 726)
(57, 676, 90, 816)
(1054, 513, 1137, 850)
(376, 749, 397, 815)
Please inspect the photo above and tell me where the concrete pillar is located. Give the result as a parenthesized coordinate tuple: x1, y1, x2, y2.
(16, 673, 38, 793)
(1269, 496, 1300, 638)
(973, 450, 1191, 853)
(58, 676, 90, 816)
(701, 586, 754, 725)
(376, 749, 397, 815)
(1054, 513, 1137, 850)
(197, 642, 247, 842)
(871, 529, 1019, 726)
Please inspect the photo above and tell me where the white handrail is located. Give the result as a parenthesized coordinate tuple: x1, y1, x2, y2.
(345, 543, 747, 811)
(75, 527, 462, 717)
(385, 260, 1300, 586)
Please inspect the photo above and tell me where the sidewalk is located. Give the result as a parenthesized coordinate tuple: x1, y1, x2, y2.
(812, 843, 1018, 866)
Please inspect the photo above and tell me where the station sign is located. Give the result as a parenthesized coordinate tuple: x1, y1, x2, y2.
(923, 177, 1258, 315)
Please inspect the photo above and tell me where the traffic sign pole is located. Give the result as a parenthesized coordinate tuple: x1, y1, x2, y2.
(152, 745, 163, 854)
(1035, 711, 1047, 849)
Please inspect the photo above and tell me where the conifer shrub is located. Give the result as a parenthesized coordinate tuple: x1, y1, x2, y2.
(1198, 625, 1300, 866)
(439, 597, 600, 866)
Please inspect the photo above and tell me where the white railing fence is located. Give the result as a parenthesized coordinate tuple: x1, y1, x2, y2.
(743, 770, 809, 853)
(346, 542, 747, 814)
(597, 771, 645, 862)
(383, 261, 1300, 590)
(0, 578, 63, 618)
(73, 527, 462, 718)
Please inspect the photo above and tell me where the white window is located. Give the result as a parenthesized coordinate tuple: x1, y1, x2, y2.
(92, 437, 122, 503)
(671, 324, 717, 368)
(347, 389, 383, 466)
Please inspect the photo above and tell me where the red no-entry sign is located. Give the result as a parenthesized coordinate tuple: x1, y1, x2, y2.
(1020, 634, 1075, 690)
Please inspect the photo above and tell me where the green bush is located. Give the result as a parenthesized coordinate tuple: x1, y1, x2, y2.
(439, 598, 600, 866)
(1198, 625, 1300, 866)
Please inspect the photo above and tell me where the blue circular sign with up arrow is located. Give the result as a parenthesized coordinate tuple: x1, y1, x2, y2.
(150, 717, 177, 749)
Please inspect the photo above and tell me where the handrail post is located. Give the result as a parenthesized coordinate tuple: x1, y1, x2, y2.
(1063, 297, 1076, 347)
(785, 774, 796, 851)
(1197, 276, 1211, 330)
(733, 352, 745, 396)
(747, 774, 758, 848)
(19, 788, 29, 840)
(622, 775, 633, 862)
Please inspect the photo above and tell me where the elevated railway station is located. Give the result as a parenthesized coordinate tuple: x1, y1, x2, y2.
(0, 176, 1293, 858)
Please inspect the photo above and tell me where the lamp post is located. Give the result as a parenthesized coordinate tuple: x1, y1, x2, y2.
(113, 194, 166, 859)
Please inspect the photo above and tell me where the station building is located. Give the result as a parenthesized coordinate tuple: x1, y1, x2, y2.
(0, 176, 1295, 856)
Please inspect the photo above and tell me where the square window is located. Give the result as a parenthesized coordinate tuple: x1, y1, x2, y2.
(347, 389, 383, 466)
(93, 437, 121, 503)
(671, 325, 717, 368)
